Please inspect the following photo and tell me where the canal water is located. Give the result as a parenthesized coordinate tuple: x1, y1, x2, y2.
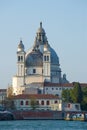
(0, 120, 87, 130)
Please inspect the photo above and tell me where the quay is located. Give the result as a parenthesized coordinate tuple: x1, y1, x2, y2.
(13, 110, 64, 120)
(0, 110, 87, 121)
(12, 110, 87, 121)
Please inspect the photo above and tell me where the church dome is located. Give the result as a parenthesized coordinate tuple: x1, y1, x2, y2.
(25, 50, 43, 67)
(25, 47, 59, 67)
(25, 22, 60, 67)
(50, 47, 59, 65)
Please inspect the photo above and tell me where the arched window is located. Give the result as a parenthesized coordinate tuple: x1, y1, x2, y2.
(21, 56, 23, 61)
(67, 103, 71, 108)
(18, 56, 20, 61)
(26, 101, 29, 105)
(44, 56, 46, 61)
(41, 100, 44, 105)
(20, 101, 23, 105)
(55, 100, 57, 104)
(46, 100, 49, 105)
(52, 88, 54, 90)
(36, 101, 39, 105)
(47, 56, 49, 61)
(33, 69, 36, 74)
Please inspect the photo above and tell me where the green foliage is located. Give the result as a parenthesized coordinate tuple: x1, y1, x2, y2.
(30, 98, 38, 110)
(62, 89, 72, 102)
(62, 82, 87, 111)
(81, 87, 87, 110)
(62, 82, 83, 103)
(71, 82, 83, 103)
(82, 87, 87, 96)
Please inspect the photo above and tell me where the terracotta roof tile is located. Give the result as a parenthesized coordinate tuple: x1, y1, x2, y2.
(80, 83, 87, 87)
(44, 83, 73, 87)
(13, 94, 59, 99)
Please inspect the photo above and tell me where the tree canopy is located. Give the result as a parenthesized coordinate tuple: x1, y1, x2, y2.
(30, 98, 38, 110)
(62, 82, 87, 110)
(70, 82, 83, 103)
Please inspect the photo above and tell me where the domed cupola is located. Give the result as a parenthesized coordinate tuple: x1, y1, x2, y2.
(44, 41, 50, 52)
(37, 22, 45, 34)
(25, 22, 60, 68)
(25, 50, 43, 67)
(36, 22, 47, 43)
(17, 40, 24, 52)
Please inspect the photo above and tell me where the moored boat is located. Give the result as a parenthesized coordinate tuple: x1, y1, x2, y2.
(65, 112, 87, 121)
(0, 111, 14, 120)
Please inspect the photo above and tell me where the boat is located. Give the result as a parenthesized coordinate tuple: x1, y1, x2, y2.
(72, 113, 85, 121)
(65, 113, 87, 121)
(0, 111, 14, 120)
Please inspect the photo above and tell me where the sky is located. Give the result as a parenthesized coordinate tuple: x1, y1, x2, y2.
(0, 0, 87, 89)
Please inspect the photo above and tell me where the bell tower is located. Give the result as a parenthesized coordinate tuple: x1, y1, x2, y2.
(43, 41, 51, 82)
(17, 40, 25, 77)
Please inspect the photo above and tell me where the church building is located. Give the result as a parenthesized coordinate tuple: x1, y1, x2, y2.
(12, 22, 69, 95)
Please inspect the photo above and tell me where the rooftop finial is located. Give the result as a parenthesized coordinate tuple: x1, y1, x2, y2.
(40, 22, 42, 28)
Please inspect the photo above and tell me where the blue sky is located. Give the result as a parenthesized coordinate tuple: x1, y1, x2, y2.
(0, 0, 87, 88)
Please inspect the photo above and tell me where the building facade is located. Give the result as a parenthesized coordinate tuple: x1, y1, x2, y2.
(12, 22, 69, 95)
(44, 83, 73, 97)
(13, 94, 62, 111)
(13, 94, 81, 112)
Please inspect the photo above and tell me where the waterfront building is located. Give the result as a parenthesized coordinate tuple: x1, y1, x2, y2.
(13, 94, 62, 111)
(62, 103, 81, 112)
(12, 22, 69, 96)
(13, 94, 81, 112)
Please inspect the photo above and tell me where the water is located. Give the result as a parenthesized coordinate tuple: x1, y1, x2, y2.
(0, 120, 87, 130)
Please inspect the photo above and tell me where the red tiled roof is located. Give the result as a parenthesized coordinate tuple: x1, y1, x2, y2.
(44, 83, 73, 87)
(13, 94, 59, 99)
(80, 83, 87, 87)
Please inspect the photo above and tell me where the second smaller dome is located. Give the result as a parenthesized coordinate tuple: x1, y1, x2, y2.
(17, 40, 24, 52)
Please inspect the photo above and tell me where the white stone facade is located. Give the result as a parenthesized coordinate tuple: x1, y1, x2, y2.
(13, 94, 62, 111)
(44, 83, 73, 97)
(12, 23, 69, 95)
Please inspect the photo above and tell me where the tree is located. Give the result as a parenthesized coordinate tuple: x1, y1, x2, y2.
(81, 87, 87, 110)
(30, 98, 38, 110)
(71, 82, 83, 103)
(62, 89, 72, 102)
(62, 82, 87, 111)
(62, 82, 83, 103)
